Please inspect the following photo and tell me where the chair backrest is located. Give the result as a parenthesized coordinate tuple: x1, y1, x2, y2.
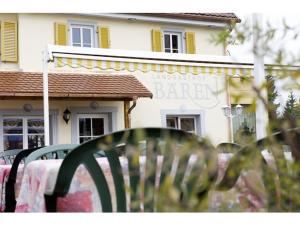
(24, 144, 79, 167)
(4, 147, 41, 212)
(45, 128, 218, 212)
(216, 143, 242, 153)
(216, 127, 300, 211)
(0, 149, 24, 164)
(5, 144, 79, 212)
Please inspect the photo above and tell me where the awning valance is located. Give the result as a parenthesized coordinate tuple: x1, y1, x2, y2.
(54, 57, 255, 76)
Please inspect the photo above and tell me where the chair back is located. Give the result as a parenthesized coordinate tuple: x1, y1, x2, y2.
(0, 149, 23, 164)
(216, 127, 300, 211)
(24, 144, 78, 167)
(45, 128, 218, 212)
(216, 143, 242, 153)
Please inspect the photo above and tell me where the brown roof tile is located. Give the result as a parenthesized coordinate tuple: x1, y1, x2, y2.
(131, 13, 241, 23)
(0, 71, 153, 100)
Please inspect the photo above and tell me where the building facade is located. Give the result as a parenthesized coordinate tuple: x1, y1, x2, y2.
(0, 13, 258, 151)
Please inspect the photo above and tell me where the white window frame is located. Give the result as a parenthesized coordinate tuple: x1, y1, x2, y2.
(69, 21, 97, 48)
(163, 29, 185, 54)
(77, 114, 109, 144)
(166, 115, 197, 133)
(2, 116, 44, 150)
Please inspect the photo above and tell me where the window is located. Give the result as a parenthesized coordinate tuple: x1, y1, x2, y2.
(3, 117, 44, 150)
(163, 31, 183, 53)
(70, 24, 95, 48)
(78, 114, 108, 144)
(166, 116, 196, 133)
(232, 104, 256, 143)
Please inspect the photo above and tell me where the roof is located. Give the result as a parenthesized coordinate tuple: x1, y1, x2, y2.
(131, 13, 241, 23)
(0, 71, 153, 100)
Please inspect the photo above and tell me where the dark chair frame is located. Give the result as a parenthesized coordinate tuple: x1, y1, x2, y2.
(4, 147, 41, 212)
(45, 128, 219, 212)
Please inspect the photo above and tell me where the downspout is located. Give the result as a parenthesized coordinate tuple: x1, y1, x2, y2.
(225, 75, 233, 142)
(224, 29, 233, 143)
(128, 96, 138, 129)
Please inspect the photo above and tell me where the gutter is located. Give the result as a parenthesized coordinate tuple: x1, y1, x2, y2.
(76, 13, 228, 29)
(127, 96, 138, 129)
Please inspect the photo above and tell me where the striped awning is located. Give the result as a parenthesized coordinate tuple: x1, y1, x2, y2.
(54, 57, 256, 76)
(54, 57, 291, 77)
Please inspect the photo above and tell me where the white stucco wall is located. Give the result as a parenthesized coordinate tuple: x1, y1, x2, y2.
(130, 71, 229, 145)
(0, 13, 230, 148)
(17, 13, 225, 71)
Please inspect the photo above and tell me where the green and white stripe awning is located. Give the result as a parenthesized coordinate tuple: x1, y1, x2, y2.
(54, 57, 255, 76)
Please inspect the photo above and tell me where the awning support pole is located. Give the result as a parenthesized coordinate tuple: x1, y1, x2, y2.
(253, 13, 268, 140)
(43, 47, 50, 146)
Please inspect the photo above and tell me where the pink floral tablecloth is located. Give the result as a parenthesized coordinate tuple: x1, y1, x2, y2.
(210, 154, 266, 212)
(16, 158, 123, 212)
(14, 154, 270, 212)
(0, 164, 24, 211)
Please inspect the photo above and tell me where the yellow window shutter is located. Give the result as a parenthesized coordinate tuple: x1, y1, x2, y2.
(54, 22, 68, 45)
(185, 32, 196, 54)
(1, 21, 18, 62)
(98, 27, 110, 48)
(151, 29, 162, 52)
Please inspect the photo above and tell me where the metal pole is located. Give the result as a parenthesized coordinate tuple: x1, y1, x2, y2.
(43, 47, 50, 146)
(230, 114, 234, 142)
(253, 13, 268, 140)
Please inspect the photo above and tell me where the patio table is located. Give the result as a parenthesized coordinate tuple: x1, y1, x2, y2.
(15, 155, 268, 212)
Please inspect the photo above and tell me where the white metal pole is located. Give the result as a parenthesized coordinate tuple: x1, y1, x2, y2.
(230, 115, 234, 142)
(253, 13, 268, 140)
(43, 48, 50, 146)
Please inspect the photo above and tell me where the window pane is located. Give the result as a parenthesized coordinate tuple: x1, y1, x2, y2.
(28, 135, 44, 148)
(180, 118, 195, 132)
(172, 49, 178, 53)
(72, 27, 81, 46)
(83, 43, 92, 48)
(172, 35, 178, 49)
(92, 118, 104, 136)
(73, 43, 81, 47)
(79, 118, 91, 136)
(165, 48, 171, 53)
(4, 135, 23, 150)
(80, 137, 92, 144)
(166, 117, 177, 128)
(28, 119, 44, 134)
(82, 28, 92, 47)
(3, 119, 23, 134)
(232, 105, 256, 143)
(164, 34, 170, 49)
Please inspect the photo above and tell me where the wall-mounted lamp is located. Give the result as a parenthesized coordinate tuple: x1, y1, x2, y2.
(222, 104, 243, 118)
(23, 103, 33, 112)
(63, 108, 71, 124)
(128, 17, 137, 21)
(90, 101, 99, 110)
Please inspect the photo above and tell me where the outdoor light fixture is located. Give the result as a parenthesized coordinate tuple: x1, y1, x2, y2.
(222, 104, 243, 118)
(128, 17, 137, 21)
(63, 108, 71, 124)
(90, 101, 99, 110)
(23, 103, 33, 112)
